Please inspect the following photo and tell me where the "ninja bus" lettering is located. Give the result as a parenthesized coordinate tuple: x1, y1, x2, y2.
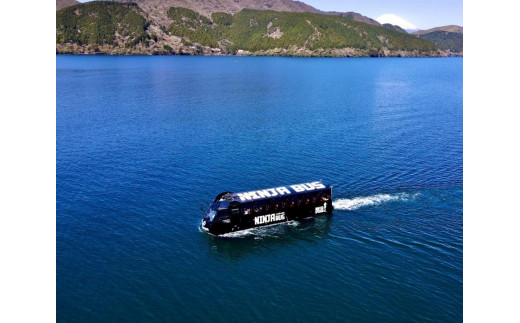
(254, 212, 286, 225)
(237, 181, 325, 201)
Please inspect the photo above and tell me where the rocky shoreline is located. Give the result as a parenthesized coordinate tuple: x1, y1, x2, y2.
(56, 43, 462, 57)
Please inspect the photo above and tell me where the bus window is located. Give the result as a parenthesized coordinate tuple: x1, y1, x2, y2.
(254, 205, 263, 214)
(265, 203, 271, 212)
(229, 202, 240, 215)
(273, 198, 282, 211)
(287, 197, 296, 208)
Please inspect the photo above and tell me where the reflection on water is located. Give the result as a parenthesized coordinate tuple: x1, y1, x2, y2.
(203, 216, 333, 260)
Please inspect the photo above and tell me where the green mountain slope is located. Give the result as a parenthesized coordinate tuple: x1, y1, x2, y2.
(165, 8, 437, 53)
(417, 31, 463, 53)
(56, 2, 447, 56)
(56, 1, 150, 47)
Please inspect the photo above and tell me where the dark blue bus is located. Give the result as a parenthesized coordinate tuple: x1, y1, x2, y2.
(201, 181, 333, 235)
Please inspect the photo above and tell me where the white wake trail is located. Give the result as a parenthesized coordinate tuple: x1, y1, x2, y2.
(332, 193, 416, 211)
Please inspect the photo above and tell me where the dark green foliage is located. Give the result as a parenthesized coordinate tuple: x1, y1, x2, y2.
(418, 31, 463, 52)
(167, 7, 218, 47)
(212, 12, 233, 26)
(56, 1, 149, 46)
(166, 8, 437, 52)
(382, 23, 407, 34)
(224, 10, 314, 51)
(167, 7, 199, 21)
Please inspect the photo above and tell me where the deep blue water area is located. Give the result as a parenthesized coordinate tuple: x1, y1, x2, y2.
(56, 56, 462, 322)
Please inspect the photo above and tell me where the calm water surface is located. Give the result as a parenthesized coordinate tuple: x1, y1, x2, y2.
(56, 56, 462, 322)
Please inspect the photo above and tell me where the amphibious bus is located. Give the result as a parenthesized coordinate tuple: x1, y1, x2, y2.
(201, 181, 333, 235)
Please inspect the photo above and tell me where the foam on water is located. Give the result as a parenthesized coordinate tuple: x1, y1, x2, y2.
(332, 193, 417, 211)
(205, 220, 299, 238)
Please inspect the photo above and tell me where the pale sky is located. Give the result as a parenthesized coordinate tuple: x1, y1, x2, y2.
(77, 0, 462, 30)
(304, 0, 462, 30)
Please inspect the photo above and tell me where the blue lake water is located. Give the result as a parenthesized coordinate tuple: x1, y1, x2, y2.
(56, 56, 462, 322)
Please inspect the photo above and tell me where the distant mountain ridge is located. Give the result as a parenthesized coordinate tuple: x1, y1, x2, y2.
(413, 25, 463, 35)
(56, 0, 78, 11)
(411, 25, 463, 53)
(116, 0, 320, 27)
(121, 0, 319, 16)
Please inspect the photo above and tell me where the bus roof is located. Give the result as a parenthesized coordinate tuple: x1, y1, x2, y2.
(217, 181, 331, 203)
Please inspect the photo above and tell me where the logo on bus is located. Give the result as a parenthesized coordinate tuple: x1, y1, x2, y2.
(315, 202, 328, 214)
(254, 212, 286, 225)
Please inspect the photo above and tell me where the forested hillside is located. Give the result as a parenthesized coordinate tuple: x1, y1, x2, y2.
(417, 31, 463, 53)
(56, 2, 149, 47)
(57, 1, 459, 57)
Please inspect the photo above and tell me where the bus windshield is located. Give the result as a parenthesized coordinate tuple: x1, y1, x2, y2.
(207, 209, 217, 221)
